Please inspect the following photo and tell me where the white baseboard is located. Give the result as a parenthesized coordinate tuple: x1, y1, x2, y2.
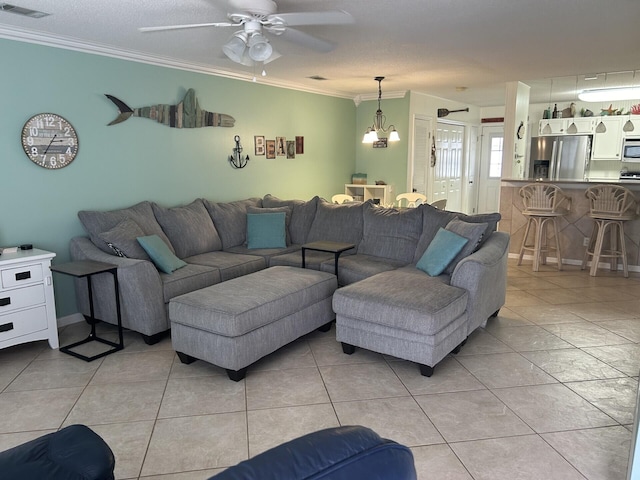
(508, 253, 640, 273)
(57, 312, 84, 328)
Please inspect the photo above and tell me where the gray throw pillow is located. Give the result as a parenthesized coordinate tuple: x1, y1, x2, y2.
(262, 194, 319, 244)
(152, 199, 223, 258)
(443, 217, 488, 274)
(306, 199, 366, 246)
(203, 198, 262, 249)
(78, 201, 175, 255)
(358, 202, 423, 263)
(97, 218, 151, 261)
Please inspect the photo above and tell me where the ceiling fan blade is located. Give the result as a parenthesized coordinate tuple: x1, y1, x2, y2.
(270, 27, 334, 53)
(268, 10, 353, 27)
(139, 22, 236, 33)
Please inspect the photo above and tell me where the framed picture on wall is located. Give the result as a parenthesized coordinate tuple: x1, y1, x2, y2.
(286, 141, 295, 159)
(295, 136, 304, 154)
(276, 136, 286, 156)
(266, 139, 276, 159)
(254, 136, 265, 155)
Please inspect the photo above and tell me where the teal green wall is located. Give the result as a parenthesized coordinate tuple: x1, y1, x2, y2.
(355, 94, 410, 197)
(1, 39, 356, 317)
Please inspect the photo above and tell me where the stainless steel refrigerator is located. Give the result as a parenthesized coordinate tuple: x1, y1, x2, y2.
(529, 135, 592, 181)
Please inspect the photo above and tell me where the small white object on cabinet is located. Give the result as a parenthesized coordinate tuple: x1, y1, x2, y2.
(0, 249, 58, 350)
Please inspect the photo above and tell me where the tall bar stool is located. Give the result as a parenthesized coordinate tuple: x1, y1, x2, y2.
(582, 184, 638, 277)
(517, 183, 571, 271)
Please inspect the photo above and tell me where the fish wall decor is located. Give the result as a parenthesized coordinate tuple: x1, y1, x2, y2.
(105, 89, 235, 128)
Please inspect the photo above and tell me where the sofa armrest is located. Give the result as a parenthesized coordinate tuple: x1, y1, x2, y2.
(69, 236, 168, 336)
(450, 231, 509, 334)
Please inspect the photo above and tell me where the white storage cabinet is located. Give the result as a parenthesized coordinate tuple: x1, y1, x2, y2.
(0, 249, 58, 350)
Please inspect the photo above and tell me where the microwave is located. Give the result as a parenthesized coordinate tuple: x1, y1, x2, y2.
(623, 137, 640, 162)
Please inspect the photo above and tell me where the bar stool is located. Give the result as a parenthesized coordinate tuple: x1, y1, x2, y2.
(582, 184, 638, 277)
(517, 183, 571, 271)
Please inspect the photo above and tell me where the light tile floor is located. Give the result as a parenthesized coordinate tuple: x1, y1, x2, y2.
(1, 260, 639, 479)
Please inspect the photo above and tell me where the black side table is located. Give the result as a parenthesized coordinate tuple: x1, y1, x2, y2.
(301, 241, 356, 276)
(51, 260, 124, 361)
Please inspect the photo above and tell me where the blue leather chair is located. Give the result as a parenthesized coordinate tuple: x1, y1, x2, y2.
(208, 425, 416, 480)
(0, 424, 115, 480)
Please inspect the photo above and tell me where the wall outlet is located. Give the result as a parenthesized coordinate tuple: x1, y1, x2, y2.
(583, 237, 590, 247)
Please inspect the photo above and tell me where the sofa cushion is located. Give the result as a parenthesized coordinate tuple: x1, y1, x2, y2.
(416, 228, 468, 276)
(184, 251, 266, 281)
(246, 212, 287, 249)
(78, 201, 174, 255)
(358, 203, 423, 263)
(262, 194, 319, 244)
(444, 217, 488, 274)
(97, 218, 151, 261)
(137, 235, 187, 274)
(161, 263, 221, 303)
(413, 204, 500, 262)
(203, 198, 262, 249)
(306, 200, 365, 246)
(152, 199, 222, 258)
(320, 253, 407, 285)
(247, 205, 292, 245)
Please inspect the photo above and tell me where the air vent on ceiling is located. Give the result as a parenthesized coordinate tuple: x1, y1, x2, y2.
(308, 75, 328, 81)
(0, 3, 50, 18)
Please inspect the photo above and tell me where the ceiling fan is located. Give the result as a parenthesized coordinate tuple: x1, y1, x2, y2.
(139, 0, 353, 67)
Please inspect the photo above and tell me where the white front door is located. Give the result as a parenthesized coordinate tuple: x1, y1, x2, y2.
(478, 125, 504, 213)
(464, 125, 480, 214)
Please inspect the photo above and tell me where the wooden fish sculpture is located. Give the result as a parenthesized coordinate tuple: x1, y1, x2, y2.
(105, 89, 235, 128)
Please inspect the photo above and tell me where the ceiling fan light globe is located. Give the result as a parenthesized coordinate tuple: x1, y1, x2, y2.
(223, 34, 248, 64)
(248, 35, 273, 62)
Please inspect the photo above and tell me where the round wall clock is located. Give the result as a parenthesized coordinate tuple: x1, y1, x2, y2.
(21, 113, 79, 169)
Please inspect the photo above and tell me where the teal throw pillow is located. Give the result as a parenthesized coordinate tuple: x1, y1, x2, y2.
(416, 227, 469, 276)
(246, 212, 286, 249)
(137, 235, 187, 274)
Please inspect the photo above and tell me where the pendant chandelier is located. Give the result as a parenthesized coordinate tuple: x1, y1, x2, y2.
(362, 77, 400, 143)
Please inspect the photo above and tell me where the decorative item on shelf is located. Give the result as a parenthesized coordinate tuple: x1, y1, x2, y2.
(362, 77, 400, 144)
(437, 107, 469, 118)
(566, 77, 580, 134)
(542, 78, 553, 135)
(351, 173, 367, 184)
(105, 89, 235, 128)
(228, 135, 249, 169)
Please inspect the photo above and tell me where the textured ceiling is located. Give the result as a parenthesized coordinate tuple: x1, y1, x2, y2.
(1, 0, 639, 106)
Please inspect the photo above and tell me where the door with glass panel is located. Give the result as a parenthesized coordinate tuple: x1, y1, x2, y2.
(433, 122, 464, 212)
(478, 125, 504, 213)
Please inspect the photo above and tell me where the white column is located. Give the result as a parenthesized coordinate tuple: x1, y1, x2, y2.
(503, 81, 530, 179)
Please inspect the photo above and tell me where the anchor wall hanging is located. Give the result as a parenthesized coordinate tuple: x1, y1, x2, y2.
(229, 135, 249, 169)
(105, 88, 235, 128)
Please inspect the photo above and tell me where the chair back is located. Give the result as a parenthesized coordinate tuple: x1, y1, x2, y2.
(331, 194, 354, 204)
(431, 199, 447, 210)
(585, 184, 638, 219)
(519, 183, 570, 214)
(396, 192, 427, 208)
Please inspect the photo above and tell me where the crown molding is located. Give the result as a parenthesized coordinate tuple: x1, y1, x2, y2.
(0, 25, 356, 100)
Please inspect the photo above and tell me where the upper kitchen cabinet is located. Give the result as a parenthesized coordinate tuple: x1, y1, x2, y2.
(623, 117, 640, 136)
(539, 118, 595, 136)
(592, 116, 623, 160)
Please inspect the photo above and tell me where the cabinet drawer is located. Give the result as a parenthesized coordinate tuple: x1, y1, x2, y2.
(1, 263, 44, 289)
(0, 284, 45, 314)
(0, 306, 47, 342)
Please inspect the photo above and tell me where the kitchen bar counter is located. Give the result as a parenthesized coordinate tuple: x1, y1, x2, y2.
(499, 180, 640, 271)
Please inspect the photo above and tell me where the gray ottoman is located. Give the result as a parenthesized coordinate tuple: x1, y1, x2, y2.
(169, 266, 337, 381)
(333, 267, 469, 377)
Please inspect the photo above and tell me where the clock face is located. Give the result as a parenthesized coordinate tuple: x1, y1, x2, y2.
(21, 113, 79, 169)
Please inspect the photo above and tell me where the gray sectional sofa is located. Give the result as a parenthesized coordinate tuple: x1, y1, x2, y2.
(69, 194, 509, 373)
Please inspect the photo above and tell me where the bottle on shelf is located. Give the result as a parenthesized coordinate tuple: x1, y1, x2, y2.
(552, 104, 558, 119)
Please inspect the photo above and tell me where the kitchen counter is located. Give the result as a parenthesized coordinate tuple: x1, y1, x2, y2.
(499, 181, 640, 271)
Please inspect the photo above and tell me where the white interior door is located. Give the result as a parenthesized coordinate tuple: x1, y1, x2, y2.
(410, 116, 432, 197)
(464, 125, 480, 214)
(433, 122, 464, 211)
(478, 125, 504, 213)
